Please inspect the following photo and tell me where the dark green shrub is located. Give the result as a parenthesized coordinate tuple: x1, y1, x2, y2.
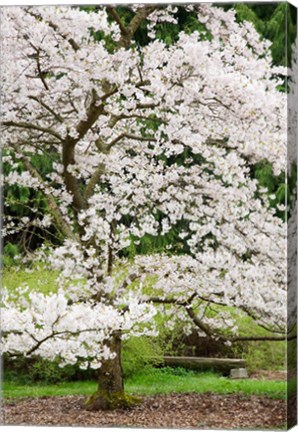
(3, 354, 96, 384)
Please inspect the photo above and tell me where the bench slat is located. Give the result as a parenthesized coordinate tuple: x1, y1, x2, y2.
(163, 356, 246, 374)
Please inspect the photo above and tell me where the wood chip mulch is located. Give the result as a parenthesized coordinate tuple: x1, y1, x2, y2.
(1, 393, 286, 429)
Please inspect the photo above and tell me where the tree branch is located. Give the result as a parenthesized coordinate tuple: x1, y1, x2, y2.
(29, 96, 63, 123)
(85, 162, 106, 200)
(128, 6, 157, 38)
(5, 327, 105, 358)
(26, 9, 80, 52)
(10, 142, 77, 241)
(147, 295, 290, 342)
(2, 120, 63, 141)
(107, 132, 157, 149)
(62, 140, 87, 212)
(117, 6, 158, 48)
(62, 87, 117, 211)
(106, 7, 129, 36)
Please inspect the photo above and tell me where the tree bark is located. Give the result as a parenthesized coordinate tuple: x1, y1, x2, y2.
(83, 333, 140, 411)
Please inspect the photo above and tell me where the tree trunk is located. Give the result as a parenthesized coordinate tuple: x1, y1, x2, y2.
(83, 333, 140, 411)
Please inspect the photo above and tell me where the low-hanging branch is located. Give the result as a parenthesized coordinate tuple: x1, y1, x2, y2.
(147, 295, 291, 342)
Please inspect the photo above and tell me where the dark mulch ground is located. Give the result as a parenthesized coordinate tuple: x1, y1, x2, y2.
(1, 393, 286, 429)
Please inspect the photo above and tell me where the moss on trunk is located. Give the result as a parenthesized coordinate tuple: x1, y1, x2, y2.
(83, 333, 141, 411)
(84, 389, 141, 411)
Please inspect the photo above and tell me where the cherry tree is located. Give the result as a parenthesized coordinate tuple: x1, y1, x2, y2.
(1, 4, 290, 410)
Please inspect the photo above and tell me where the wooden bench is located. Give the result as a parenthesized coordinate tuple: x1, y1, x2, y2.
(163, 356, 246, 375)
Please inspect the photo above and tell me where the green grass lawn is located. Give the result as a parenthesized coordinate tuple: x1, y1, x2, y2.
(3, 265, 59, 297)
(2, 368, 286, 400)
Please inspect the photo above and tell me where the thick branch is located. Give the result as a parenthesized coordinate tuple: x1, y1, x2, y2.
(227, 334, 292, 342)
(67, 87, 118, 150)
(2, 121, 63, 141)
(62, 87, 117, 211)
(62, 140, 87, 212)
(85, 163, 106, 201)
(185, 306, 213, 337)
(148, 295, 289, 342)
(113, 6, 158, 48)
(128, 6, 157, 38)
(106, 7, 129, 36)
